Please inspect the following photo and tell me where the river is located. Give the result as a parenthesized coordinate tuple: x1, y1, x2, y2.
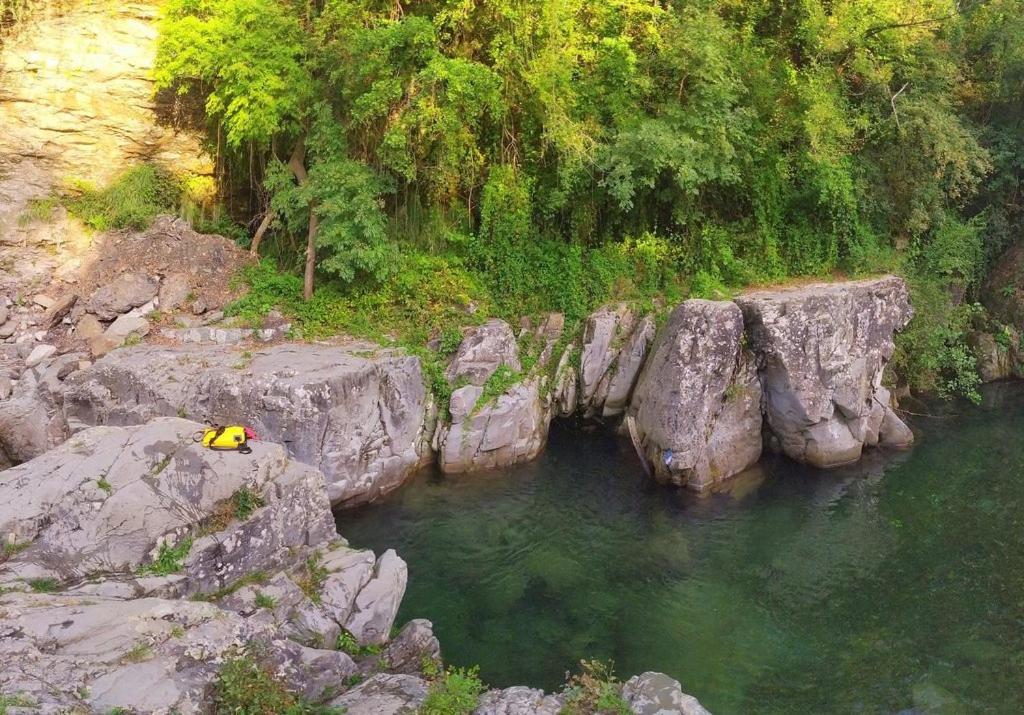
(338, 382, 1024, 713)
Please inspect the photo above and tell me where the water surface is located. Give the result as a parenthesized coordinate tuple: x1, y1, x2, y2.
(338, 384, 1024, 713)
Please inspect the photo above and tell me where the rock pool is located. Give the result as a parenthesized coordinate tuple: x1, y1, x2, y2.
(338, 383, 1024, 713)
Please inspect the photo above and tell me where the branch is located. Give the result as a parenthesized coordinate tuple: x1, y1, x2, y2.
(890, 82, 909, 129)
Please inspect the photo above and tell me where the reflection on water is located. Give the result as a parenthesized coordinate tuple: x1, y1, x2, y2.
(338, 383, 1024, 714)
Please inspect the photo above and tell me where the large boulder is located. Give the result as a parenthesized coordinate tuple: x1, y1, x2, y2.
(982, 241, 1024, 328)
(329, 673, 429, 715)
(474, 687, 565, 714)
(61, 343, 433, 506)
(0, 591, 354, 714)
(629, 300, 762, 491)
(87, 272, 159, 320)
(621, 672, 711, 715)
(434, 318, 558, 473)
(736, 276, 914, 468)
(0, 418, 334, 591)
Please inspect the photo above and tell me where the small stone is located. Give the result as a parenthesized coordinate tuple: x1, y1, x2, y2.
(33, 294, 55, 309)
(33, 331, 47, 342)
(158, 272, 191, 312)
(25, 344, 57, 368)
(42, 293, 78, 328)
(0, 322, 15, 339)
(75, 314, 104, 341)
(0, 304, 8, 325)
(0, 376, 11, 400)
(191, 298, 207, 315)
(105, 315, 150, 341)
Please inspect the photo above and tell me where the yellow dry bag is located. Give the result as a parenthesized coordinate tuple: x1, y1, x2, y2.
(193, 425, 254, 454)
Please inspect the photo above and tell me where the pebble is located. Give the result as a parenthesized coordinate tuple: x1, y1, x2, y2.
(25, 343, 56, 368)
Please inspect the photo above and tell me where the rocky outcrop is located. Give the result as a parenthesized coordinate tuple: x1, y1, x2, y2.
(983, 241, 1024, 328)
(629, 300, 762, 491)
(474, 686, 565, 714)
(0, 591, 356, 714)
(578, 305, 655, 417)
(736, 277, 914, 468)
(329, 673, 429, 714)
(622, 672, 711, 715)
(60, 344, 433, 506)
(434, 317, 559, 473)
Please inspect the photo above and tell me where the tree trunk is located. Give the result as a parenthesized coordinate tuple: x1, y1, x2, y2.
(285, 139, 318, 301)
(249, 210, 273, 257)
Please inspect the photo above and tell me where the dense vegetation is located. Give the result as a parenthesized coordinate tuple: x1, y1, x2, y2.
(144, 0, 1022, 397)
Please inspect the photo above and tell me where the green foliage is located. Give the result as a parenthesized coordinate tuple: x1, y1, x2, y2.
(421, 666, 486, 715)
(26, 577, 59, 593)
(97, 477, 113, 495)
(65, 165, 182, 232)
(2, 540, 30, 560)
(473, 365, 522, 414)
(213, 654, 343, 715)
(233, 487, 265, 520)
(335, 629, 383, 658)
(298, 552, 328, 603)
(18, 196, 59, 225)
(254, 592, 276, 609)
(560, 660, 631, 715)
(0, 693, 35, 715)
(140, 538, 193, 577)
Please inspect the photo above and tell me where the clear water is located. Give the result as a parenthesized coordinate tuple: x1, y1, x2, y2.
(337, 383, 1024, 714)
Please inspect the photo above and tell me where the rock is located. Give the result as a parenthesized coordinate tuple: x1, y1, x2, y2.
(579, 305, 634, 411)
(343, 549, 408, 645)
(552, 345, 579, 418)
(159, 272, 191, 312)
(23, 343, 56, 368)
(879, 405, 914, 447)
(384, 620, 442, 675)
(435, 378, 550, 473)
(32, 294, 55, 309)
(0, 418, 335, 591)
(621, 672, 711, 715)
(629, 300, 762, 491)
(88, 273, 159, 320)
(0, 591, 351, 714)
(105, 314, 151, 341)
(474, 686, 565, 715)
(0, 321, 14, 339)
(41, 293, 77, 328)
(74, 313, 104, 341)
(602, 314, 656, 417)
(0, 376, 10, 400)
(983, 241, 1024, 327)
(62, 343, 432, 506)
(736, 277, 914, 468)
(192, 298, 208, 315)
(969, 330, 1015, 382)
(0, 304, 7, 325)
(329, 673, 429, 715)
(446, 319, 521, 386)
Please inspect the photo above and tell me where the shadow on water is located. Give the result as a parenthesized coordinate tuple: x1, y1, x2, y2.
(337, 382, 1024, 714)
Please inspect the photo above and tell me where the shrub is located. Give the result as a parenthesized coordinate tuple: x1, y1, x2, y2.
(421, 666, 486, 715)
(213, 654, 342, 714)
(65, 165, 181, 231)
(560, 660, 631, 715)
(139, 538, 193, 576)
(233, 487, 265, 520)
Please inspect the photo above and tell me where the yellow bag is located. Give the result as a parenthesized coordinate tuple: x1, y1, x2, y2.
(194, 425, 253, 454)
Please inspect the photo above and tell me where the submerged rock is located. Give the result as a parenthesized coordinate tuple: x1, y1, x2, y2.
(61, 343, 433, 506)
(629, 300, 762, 491)
(736, 276, 914, 467)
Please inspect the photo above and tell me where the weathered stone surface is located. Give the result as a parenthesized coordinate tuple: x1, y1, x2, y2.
(159, 272, 192, 312)
(983, 241, 1024, 327)
(62, 343, 433, 506)
(622, 672, 711, 715)
(969, 330, 1017, 382)
(41, 293, 77, 328)
(736, 277, 914, 468)
(23, 343, 56, 368)
(629, 300, 762, 491)
(342, 549, 408, 645)
(603, 314, 656, 417)
(579, 305, 635, 411)
(383, 619, 442, 675)
(88, 272, 159, 320)
(435, 378, 551, 473)
(0, 591, 351, 715)
(75, 313, 104, 341)
(105, 314, 151, 342)
(474, 686, 565, 715)
(329, 673, 429, 715)
(446, 319, 521, 386)
(0, 418, 333, 591)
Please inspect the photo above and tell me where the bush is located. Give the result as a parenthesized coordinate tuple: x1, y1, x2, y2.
(65, 165, 182, 231)
(421, 666, 486, 715)
(560, 660, 631, 715)
(213, 654, 342, 715)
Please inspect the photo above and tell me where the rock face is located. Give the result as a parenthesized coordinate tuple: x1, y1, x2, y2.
(736, 277, 914, 468)
(578, 305, 655, 417)
(434, 318, 557, 473)
(629, 300, 762, 491)
(61, 344, 433, 506)
(622, 672, 711, 715)
(0, 591, 354, 714)
(0, 418, 332, 589)
(983, 241, 1024, 328)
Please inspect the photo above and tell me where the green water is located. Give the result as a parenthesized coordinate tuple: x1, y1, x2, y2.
(337, 384, 1024, 713)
